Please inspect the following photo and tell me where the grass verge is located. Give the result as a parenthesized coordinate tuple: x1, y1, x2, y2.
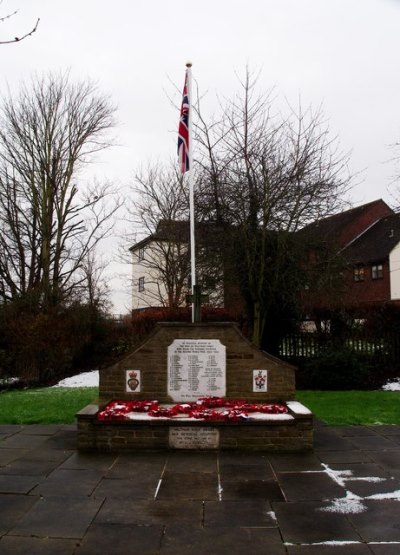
(0, 388, 398, 426)
(0, 387, 98, 424)
(296, 390, 400, 425)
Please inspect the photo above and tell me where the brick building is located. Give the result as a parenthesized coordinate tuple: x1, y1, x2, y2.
(300, 199, 400, 317)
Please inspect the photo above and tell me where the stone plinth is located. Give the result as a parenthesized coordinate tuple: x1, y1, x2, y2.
(98, 322, 296, 403)
(77, 323, 313, 452)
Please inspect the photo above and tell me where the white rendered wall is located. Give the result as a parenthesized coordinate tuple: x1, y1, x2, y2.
(389, 242, 400, 300)
(132, 243, 168, 310)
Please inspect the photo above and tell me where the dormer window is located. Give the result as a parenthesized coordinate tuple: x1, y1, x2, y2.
(138, 247, 145, 261)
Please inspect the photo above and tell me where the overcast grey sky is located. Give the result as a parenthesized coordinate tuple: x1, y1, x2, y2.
(2, 0, 400, 312)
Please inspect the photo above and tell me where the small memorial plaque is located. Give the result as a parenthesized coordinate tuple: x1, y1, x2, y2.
(168, 339, 226, 402)
(125, 369, 141, 392)
(253, 369, 268, 392)
(169, 427, 220, 449)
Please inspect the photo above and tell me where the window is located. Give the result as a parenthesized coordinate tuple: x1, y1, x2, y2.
(138, 247, 145, 261)
(138, 277, 145, 292)
(372, 264, 383, 280)
(353, 266, 365, 282)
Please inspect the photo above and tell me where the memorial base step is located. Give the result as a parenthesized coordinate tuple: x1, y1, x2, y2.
(76, 401, 313, 452)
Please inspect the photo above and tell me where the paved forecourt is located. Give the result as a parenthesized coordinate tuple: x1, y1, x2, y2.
(0, 421, 400, 554)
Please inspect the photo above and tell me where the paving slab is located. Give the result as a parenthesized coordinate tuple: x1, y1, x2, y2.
(58, 452, 118, 471)
(165, 451, 218, 473)
(19, 424, 63, 436)
(273, 501, 362, 544)
(0, 474, 40, 494)
(0, 457, 62, 476)
(0, 448, 30, 466)
(331, 425, 380, 437)
(156, 470, 219, 500)
(106, 454, 167, 479)
(316, 450, 374, 464)
(220, 478, 285, 501)
(313, 429, 355, 451)
(0, 433, 50, 449)
(93, 476, 160, 499)
(159, 524, 287, 555)
(365, 449, 400, 472)
(277, 472, 345, 502)
(0, 425, 23, 436)
(9, 495, 104, 539)
(203, 499, 277, 527)
(348, 436, 399, 451)
(219, 462, 273, 480)
(44, 429, 77, 450)
(31, 468, 104, 497)
(347, 500, 400, 542)
(0, 493, 38, 535)
(268, 453, 324, 472)
(286, 544, 373, 554)
(218, 450, 270, 465)
(369, 544, 400, 554)
(368, 425, 400, 436)
(0, 535, 77, 555)
(75, 523, 163, 555)
(95, 498, 203, 526)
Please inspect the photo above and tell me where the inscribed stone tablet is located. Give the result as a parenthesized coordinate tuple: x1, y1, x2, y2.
(169, 427, 220, 449)
(168, 339, 226, 402)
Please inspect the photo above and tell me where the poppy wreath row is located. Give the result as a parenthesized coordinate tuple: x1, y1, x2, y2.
(97, 396, 288, 422)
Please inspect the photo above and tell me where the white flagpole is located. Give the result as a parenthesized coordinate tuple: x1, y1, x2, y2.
(186, 62, 196, 323)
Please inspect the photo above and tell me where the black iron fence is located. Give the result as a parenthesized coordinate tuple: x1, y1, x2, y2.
(279, 332, 400, 366)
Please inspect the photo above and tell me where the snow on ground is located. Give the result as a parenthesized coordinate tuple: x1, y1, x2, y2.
(52, 370, 99, 388)
(51, 371, 400, 390)
(382, 378, 400, 391)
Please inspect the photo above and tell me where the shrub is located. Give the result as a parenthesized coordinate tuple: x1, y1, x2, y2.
(299, 344, 371, 390)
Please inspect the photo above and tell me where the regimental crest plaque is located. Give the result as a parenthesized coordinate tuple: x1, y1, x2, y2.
(253, 369, 268, 392)
(125, 369, 141, 392)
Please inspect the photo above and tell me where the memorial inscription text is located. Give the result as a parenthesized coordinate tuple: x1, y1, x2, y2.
(168, 339, 226, 402)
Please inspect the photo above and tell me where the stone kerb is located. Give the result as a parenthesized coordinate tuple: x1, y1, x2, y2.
(99, 322, 296, 404)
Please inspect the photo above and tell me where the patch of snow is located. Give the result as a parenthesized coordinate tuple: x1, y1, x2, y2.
(266, 510, 277, 522)
(382, 378, 400, 391)
(321, 491, 366, 514)
(366, 489, 400, 500)
(286, 401, 312, 415)
(0, 376, 20, 386)
(285, 541, 362, 546)
(52, 370, 99, 388)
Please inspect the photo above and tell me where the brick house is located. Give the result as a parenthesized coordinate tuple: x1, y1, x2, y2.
(130, 200, 400, 318)
(299, 199, 400, 317)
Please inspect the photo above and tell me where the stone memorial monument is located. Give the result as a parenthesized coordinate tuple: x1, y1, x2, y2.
(77, 322, 313, 451)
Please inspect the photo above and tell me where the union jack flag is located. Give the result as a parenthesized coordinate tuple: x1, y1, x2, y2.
(177, 70, 190, 173)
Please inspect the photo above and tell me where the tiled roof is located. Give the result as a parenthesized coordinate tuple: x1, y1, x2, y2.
(298, 199, 393, 247)
(129, 220, 223, 251)
(343, 213, 400, 264)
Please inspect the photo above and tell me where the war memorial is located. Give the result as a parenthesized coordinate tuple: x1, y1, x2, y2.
(76, 322, 313, 451)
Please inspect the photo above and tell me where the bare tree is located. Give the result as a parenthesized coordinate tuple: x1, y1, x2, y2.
(0, 72, 120, 308)
(194, 68, 351, 346)
(128, 163, 191, 308)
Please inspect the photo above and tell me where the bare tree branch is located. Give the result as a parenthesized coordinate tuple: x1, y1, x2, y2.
(0, 14, 40, 45)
